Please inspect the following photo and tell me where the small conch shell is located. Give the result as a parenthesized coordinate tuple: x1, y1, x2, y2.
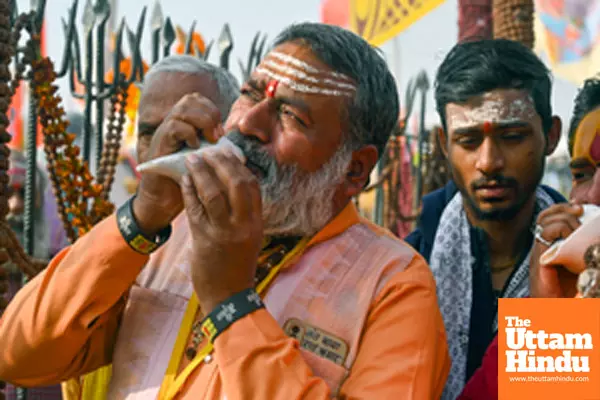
(577, 268, 600, 298)
(539, 204, 600, 274)
(136, 136, 246, 183)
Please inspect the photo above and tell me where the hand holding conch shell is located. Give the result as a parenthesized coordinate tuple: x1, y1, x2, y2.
(136, 135, 246, 184)
(132, 93, 226, 234)
(577, 244, 600, 298)
(539, 204, 600, 275)
(531, 204, 600, 298)
(530, 203, 585, 298)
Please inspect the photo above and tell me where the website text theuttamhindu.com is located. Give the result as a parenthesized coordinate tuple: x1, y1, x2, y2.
(508, 375, 591, 383)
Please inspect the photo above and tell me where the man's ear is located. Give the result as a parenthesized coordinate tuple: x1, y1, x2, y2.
(545, 116, 562, 155)
(343, 144, 378, 198)
(438, 126, 449, 158)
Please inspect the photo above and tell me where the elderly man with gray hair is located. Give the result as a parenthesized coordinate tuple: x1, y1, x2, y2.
(135, 54, 240, 166)
(111, 55, 240, 206)
(0, 25, 449, 399)
(66, 54, 239, 398)
(129, 55, 240, 308)
(2, 54, 239, 399)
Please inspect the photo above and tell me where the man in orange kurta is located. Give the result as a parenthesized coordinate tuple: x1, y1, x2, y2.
(0, 23, 450, 399)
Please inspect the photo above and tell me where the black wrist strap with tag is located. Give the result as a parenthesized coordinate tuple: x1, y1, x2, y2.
(200, 288, 265, 343)
(116, 196, 172, 255)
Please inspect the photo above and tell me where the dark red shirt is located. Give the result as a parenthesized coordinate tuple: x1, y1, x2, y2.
(458, 334, 499, 400)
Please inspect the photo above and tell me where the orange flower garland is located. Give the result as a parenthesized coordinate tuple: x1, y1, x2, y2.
(15, 23, 208, 243)
(30, 57, 114, 241)
(106, 57, 149, 148)
(175, 25, 206, 56)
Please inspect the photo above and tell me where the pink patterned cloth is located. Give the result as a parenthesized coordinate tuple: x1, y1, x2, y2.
(458, 0, 493, 42)
(395, 137, 414, 238)
(44, 184, 69, 258)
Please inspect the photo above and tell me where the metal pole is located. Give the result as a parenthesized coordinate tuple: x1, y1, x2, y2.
(95, 20, 107, 171)
(16, 91, 37, 400)
(23, 93, 37, 257)
(82, 30, 94, 165)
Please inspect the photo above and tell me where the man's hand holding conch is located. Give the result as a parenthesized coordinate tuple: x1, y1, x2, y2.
(530, 203, 600, 298)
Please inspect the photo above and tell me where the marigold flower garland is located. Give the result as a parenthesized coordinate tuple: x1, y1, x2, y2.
(30, 57, 119, 241)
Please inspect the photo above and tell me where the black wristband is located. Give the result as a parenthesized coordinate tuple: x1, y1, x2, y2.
(116, 196, 172, 255)
(201, 288, 265, 343)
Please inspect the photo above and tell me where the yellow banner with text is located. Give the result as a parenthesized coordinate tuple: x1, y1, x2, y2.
(349, 0, 446, 46)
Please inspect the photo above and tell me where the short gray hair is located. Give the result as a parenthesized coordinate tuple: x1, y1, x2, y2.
(273, 23, 399, 159)
(143, 55, 240, 121)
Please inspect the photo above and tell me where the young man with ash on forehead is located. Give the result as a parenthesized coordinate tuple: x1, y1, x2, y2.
(0, 23, 450, 399)
(405, 38, 566, 399)
(459, 74, 600, 400)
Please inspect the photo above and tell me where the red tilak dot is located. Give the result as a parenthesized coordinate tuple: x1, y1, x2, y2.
(483, 121, 493, 133)
(266, 80, 278, 98)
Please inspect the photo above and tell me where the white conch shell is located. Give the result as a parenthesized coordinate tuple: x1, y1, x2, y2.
(539, 204, 600, 274)
(136, 136, 246, 183)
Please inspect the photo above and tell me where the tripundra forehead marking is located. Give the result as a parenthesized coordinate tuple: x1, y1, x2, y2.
(261, 60, 356, 91)
(269, 51, 353, 81)
(255, 51, 357, 98)
(448, 94, 537, 132)
(255, 67, 355, 97)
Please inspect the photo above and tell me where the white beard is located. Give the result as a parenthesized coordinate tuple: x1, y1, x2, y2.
(261, 142, 354, 237)
(228, 131, 354, 237)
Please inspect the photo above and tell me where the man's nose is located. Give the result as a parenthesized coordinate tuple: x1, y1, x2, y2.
(237, 100, 274, 144)
(584, 168, 600, 205)
(475, 138, 505, 175)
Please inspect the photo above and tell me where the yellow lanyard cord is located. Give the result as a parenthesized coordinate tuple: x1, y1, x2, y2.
(256, 238, 309, 293)
(80, 365, 112, 400)
(158, 293, 211, 400)
(158, 237, 311, 400)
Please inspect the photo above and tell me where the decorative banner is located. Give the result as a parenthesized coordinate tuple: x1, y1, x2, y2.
(321, 0, 351, 28)
(534, 0, 600, 85)
(349, 0, 447, 46)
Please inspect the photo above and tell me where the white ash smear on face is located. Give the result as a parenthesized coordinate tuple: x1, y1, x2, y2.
(448, 94, 537, 132)
(255, 52, 357, 98)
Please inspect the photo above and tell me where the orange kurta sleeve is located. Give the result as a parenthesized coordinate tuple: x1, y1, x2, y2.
(212, 256, 451, 399)
(0, 214, 149, 386)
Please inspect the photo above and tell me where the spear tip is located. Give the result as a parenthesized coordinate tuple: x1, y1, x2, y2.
(126, 23, 135, 39)
(203, 40, 213, 60)
(218, 23, 233, 51)
(162, 17, 175, 43)
(135, 6, 147, 36)
(93, 0, 111, 23)
(81, 0, 94, 30)
(150, 1, 164, 30)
